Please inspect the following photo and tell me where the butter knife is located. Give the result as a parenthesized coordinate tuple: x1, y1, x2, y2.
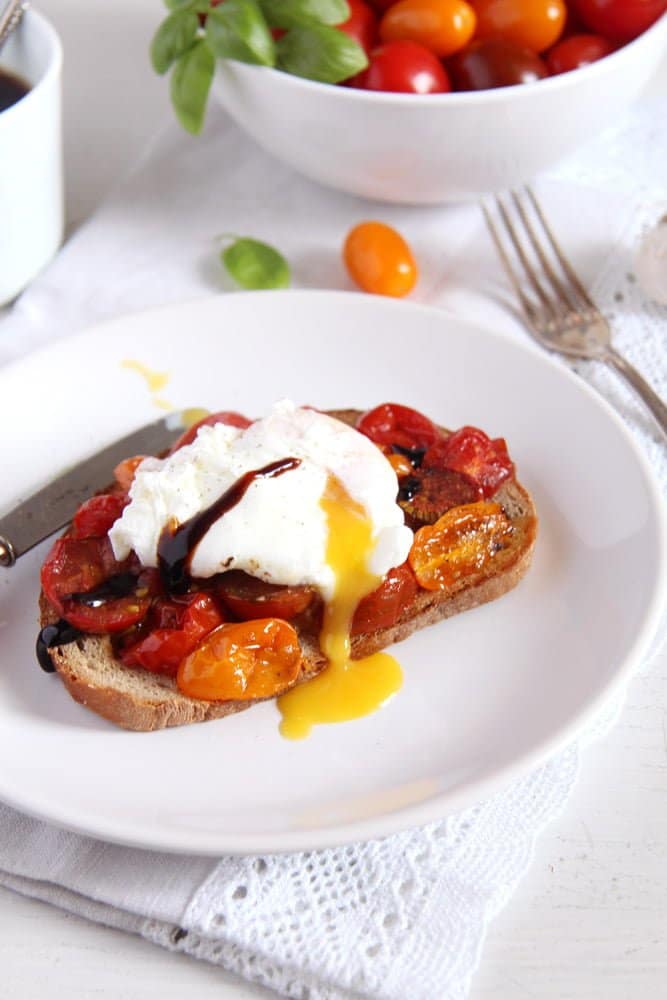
(0, 413, 186, 567)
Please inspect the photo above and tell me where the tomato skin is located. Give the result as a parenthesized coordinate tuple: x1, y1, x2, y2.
(62, 594, 151, 634)
(570, 0, 666, 42)
(379, 0, 477, 57)
(343, 222, 418, 297)
(423, 426, 514, 497)
(546, 32, 614, 72)
(216, 570, 315, 621)
(72, 493, 127, 539)
(354, 39, 451, 92)
(357, 402, 440, 449)
(121, 592, 226, 675)
(448, 37, 549, 88)
(177, 619, 302, 701)
(169, 410, 252, 453)
(351, 562, 418, 634)
(472, 0, 567, 53)
(338, 0, 379, 54)
(41, 536, 125, 614)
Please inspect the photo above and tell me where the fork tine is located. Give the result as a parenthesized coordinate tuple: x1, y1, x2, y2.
(511, 188, 583, 315)
(482, 202, 544, 326)
(524, 186, 597, 312)
(489, 195, 563, 322)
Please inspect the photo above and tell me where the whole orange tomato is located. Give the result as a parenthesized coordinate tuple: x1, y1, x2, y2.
(343, 222, 418, 297)
(472, 0, 567, 52)
(379, 0, 477, 57)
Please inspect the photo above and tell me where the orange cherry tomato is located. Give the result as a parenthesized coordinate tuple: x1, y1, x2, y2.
(409, 500, 513, 590)
(380, 0, 477, 58)
(343, 222, 418, 297)
(176, 618, 302, 701)
(472, 0, 567, 53)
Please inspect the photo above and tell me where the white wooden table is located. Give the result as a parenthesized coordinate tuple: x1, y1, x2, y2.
(1, 3, 666, 997)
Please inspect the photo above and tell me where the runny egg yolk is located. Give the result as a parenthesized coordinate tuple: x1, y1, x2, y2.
(278, 476, 403, 740)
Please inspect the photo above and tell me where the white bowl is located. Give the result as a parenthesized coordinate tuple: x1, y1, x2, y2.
(212, 13, 667, 204)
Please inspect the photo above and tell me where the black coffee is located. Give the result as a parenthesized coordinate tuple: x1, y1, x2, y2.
(0, 66, 29, 113)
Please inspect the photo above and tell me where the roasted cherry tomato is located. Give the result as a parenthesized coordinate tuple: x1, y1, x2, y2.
(409, 500, 513, 590)
(169, 410, 252, 453)
(424, 425, 514, 497)
(472, 0, 567, 52)
(400, 466, 484, 526)
(41, 536, 124, 614)
(448, 38, 549, 89)
(343, 222, 418, 297)
(368, 0, 403, 10)
(357, 403, 440, 449)
(72, 493, 127, 539)
(216, 570, 315, 621)
(351, 562, 418, 634)
(61, 594, 151, 634)
(121, 592, 225, 675)
(338, 0, 379, 54)
(354, 39, 451, 92)
(570, 0, 666, 42)
(379, 0, 477, 57)
(177, 618, 302, 701)
(113, 455, 147, 492)
(546, 32, 614, 72)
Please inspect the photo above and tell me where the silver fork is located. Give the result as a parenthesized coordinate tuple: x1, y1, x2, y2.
(482, 186, 667, 440)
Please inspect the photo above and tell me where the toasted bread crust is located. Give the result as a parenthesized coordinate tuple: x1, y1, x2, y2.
(39, 410, 538, 731)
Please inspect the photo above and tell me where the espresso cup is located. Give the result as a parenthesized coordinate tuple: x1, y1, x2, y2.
(0, 10, 63, 306)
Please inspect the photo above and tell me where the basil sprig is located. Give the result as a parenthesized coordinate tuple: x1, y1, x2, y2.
(151, 0, 367, 134)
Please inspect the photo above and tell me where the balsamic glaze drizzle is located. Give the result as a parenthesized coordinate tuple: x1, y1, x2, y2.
(398, 477, 421, 503)
(36, 620, 83, 673)
(158, 457, 302, 594)
(391, 444, 427, 469)
(70, 573, 138, 607)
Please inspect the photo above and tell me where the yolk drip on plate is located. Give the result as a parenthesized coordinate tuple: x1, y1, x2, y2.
(278, 476, 403, 740)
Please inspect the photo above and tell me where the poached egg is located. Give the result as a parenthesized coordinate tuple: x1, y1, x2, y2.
(109, 401, 414, 737)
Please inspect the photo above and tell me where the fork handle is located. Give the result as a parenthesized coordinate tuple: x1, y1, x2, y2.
(603, 347, 667, 440)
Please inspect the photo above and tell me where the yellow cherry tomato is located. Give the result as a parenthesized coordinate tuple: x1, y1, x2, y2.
(472, 0, 567, 53)
(343, 221, 418, 298)
(380, 0, 477, 58)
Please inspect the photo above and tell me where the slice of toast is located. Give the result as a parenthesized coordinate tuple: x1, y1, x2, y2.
(39, 409, 538, 731)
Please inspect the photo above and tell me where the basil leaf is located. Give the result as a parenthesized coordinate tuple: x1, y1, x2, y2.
(164, 0, 196, 11)
(170, 40, 215, 134)
(276, 25, 367, 84)
(206, 0, 275, 67)
(259, 0, 350, 29)
(151, 10, 200, 74)
(222, 238, 291, 290)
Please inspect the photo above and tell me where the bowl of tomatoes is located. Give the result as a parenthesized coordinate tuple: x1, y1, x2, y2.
(210, 0, 667, 203)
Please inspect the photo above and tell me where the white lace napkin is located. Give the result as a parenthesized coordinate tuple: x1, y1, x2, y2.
(0, 94, 665, 1000)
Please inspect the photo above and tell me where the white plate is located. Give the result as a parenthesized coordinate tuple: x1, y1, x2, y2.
(0, 291, 664, 855)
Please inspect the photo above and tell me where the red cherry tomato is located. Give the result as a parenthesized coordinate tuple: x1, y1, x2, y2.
(546, 32, 614, 72)
(72, 493, 128, 539)
(343, 222, 419, 297)
(351, 562, 418, 634)
(61, 594, 151, 634)
(41, 536, 125, 614)
(357, 403, 440, 449)
(367, 0, 403, 10)
(177, 618, 302, 701)
(570, 0, 666, 42)
(121, 592, 226, 675)
(423, 426, 514, 498)
(338, 0, 379, 54)
(379, 0, 477, 58)
(169, 410, 252, 453)
(215, 570, 315, 621)
(472, 0, 567, 53)
(354, 38, 451, 91)
(448, 37, 549, 88)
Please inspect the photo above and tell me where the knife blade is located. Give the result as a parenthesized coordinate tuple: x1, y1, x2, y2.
(0, 413, 187, 567)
